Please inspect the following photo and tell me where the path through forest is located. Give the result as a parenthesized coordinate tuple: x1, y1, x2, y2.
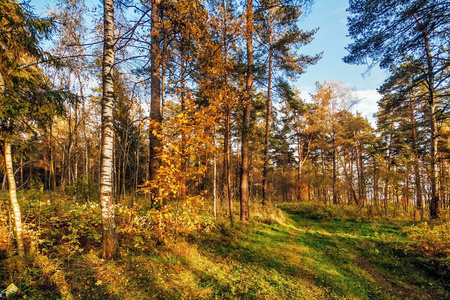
(2, 204, 449, 299)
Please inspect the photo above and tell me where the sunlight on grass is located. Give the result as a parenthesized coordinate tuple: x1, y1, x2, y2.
(1, 194, 449, 299)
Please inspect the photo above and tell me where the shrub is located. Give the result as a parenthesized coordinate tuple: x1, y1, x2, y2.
(405, 222, 450, 257)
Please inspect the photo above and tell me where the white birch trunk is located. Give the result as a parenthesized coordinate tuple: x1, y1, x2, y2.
(5, 140, 25, 258)
(100, 0, 119, 259)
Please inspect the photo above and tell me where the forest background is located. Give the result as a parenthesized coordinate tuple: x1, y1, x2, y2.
(0, 0, 449, 298)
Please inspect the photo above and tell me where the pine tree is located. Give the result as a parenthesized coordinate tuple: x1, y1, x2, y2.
(0, 0, 57, 258)
(345, 0, 450, 218)
(255, 0, 320, 204)
(240, 0, 254, 221)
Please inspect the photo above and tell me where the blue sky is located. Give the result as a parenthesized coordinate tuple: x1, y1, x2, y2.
(297, 0, 388, 122)
(30, 0, 386, 123)
(299, 0, 386, 89)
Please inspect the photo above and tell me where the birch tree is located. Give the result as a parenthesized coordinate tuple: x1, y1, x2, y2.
(100, 0, 119, 259)
(0, 0, 58, 258)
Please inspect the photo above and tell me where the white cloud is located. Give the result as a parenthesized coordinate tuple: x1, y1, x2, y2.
(295, 85, 381, 126)
(297, 85, 315, 102)
(352, 89, 381, 125)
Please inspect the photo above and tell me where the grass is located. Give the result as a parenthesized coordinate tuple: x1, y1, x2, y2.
(0, 192, 449, 299)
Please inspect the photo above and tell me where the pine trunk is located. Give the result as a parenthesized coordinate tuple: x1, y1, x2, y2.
(297, 135, 302, 202)
(149, 0, 162, 188)
(49, 122, 56, 190)
(262, 22, 273, 205)
(180, 43, 187, 201)
(332, 128, 337, 204)
(240, 0, 253, 221)
(412, 16, 440, 219)
(225, 104, 233, 222)
(424, 34, 439, 219)
(296, 117, 303, 202)
(409, 98, 423, 220)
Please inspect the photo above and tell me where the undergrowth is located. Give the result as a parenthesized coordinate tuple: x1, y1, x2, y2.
(0, 191, 449, 299)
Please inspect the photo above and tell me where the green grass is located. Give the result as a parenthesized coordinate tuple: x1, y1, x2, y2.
(1, 197, 449, 299)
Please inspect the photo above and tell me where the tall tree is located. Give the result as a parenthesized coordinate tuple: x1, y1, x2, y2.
(345, 0, 450, 218)
(148, 0, 162, 196)
(255, 0, 320, 204)
(50, 0, 91, 191)
(195, 0, 241, 221)
(240, 0, 254, 221)
(276, 80, 310, 201)
(310, 81, 357, 204)
(377, 62, 429, 219)
(0, 0, 58, 258)
(100, 0, 119, 259)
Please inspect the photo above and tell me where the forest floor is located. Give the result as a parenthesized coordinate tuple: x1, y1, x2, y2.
(1, 194, 449, 299)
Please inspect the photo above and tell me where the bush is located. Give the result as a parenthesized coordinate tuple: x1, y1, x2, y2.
(251, 202, 289, 225)
(405, 222, 450, 257)
(64, 175, 99, 203)
(279, 202, 366, 222)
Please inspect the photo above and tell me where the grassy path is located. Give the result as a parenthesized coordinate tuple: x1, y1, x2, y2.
(2, 204, 449, 299)
(188, 207, 449, 299)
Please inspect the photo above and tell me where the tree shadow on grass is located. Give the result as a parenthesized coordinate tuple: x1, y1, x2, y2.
(191, 216, 449, 300)
(68, 251, 195, 300)
(289, 213, 450, 300)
